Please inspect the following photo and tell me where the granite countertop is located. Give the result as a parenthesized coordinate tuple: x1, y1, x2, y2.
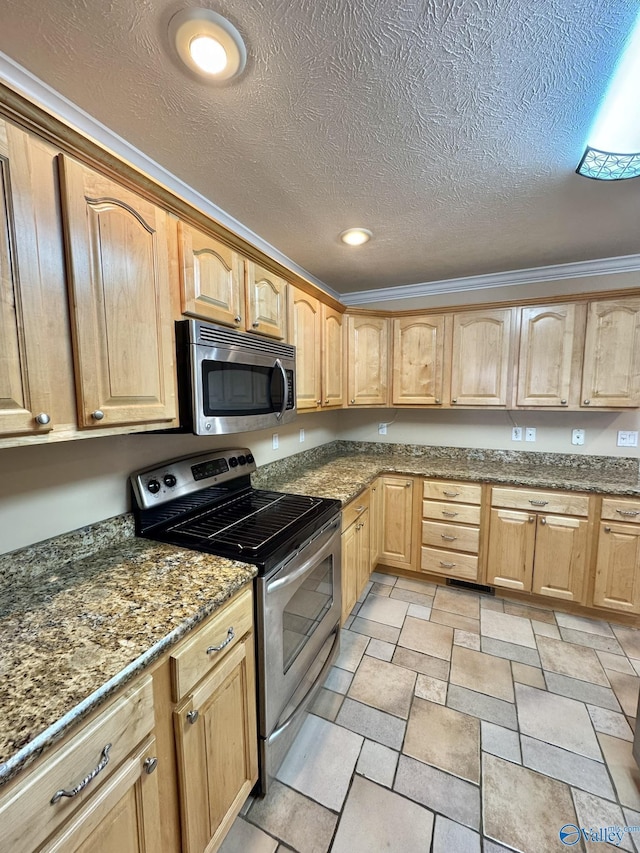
(0, 518, 256, 786)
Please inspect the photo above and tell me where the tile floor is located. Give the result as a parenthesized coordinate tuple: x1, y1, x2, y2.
(221, 574, 640, 853)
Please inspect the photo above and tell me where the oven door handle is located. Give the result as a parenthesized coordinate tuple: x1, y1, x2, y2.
(270, 624, 340, 743)
(274, 358, 288, 421)
(266, 520, 340, 593)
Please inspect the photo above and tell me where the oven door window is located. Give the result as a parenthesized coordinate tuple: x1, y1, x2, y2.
(201, 360, 284, 416)
(282, 556, 334, 673)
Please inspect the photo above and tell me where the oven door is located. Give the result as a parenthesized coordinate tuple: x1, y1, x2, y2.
(255, 515, 341, 784)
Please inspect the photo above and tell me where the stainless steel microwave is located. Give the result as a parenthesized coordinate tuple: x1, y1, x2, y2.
(175, 319, 296, 435)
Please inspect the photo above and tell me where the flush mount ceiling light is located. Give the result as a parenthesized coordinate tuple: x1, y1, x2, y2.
(577, 10, 640, 180)
(339, 228, 373, 246)
(169, 8, 246, 82)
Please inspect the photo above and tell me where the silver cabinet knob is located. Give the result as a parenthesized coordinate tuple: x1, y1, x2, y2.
(560, 399, 567, 405)
(350, 399, 355, 404)
(252, 321, 259, 328)
(186, 710, 199, 724)
(91, 410, 105, 421)
(405, 482, 411, 487)
(604, 526, 612, 533)
(143, 757, 158, 774)
(583, 399, 591, 405)
(435, 398, 441, 404)
(234, 315, 241, 324)
(324, 398, 329, 404)
(540, 517, 547, 525)
(452, 398, 457, 403)
(317, 400, 322, 405)
(35, 413, 51, 425)
(528, 516, 535, 522)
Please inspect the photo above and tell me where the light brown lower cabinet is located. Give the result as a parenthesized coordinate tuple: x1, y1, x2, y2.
(341, 490, 371, 623)
(420, 479, 482, 582)
(378, 476, 415, 570)
(593, 521, 640, 614)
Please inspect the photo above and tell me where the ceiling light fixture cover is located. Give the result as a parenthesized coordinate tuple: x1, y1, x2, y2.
(577, 10, 640, 180)
(340, 228, 373, 246)
(169, 8, 246, 82)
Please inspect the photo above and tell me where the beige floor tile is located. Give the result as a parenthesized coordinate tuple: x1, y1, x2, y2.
(433, 587, 480, 619)
(331, 775, 434, 853)
(433, 815, 481, 853)
(395, 754, 481, 830)
(369, 571, 396, 586)
(559, 626, 625, 655)
(537, 635, 609, 687)
(515, 683, 602, 760)
(336, 698, 406, 750)
(598, 733, 640, 810)
(511, 662, 546, 688)
(219, 817, 279, 853)
(334, 629, 370, 672)
(398, 616, 454, 660)
(503, 600, 556, 624)
(482, 754, 579, 853)
(357, 594, 409, 628)
(481, 636, 541, 667)
(348, 655, 416, 719)
(588, 705, 634, 741)
(450, 645, 514, 702)
(395, 576, 437, 594)
(481, 721, 521, 764)
(531, 619, 561, 639)
(430, 609, 479, 633)
(455, 629, 481, 650)
(613, 626, 640, 660)
(480, 596, 504, 612)
(598, 650, 636, 675)
(406, 602, 432, 621)
(365, 638, 395, 661)
(481, 609, 536, 648)
(350, 616, 400, 644)
(448, 684, 518, 730)
(572, 789, 634, 852)
(248, 780, 338, 853)
(310, 687, 344, 722)
(415, 673, 448, 704)
(520, 735, 615, 800)
(556, 611, 616, 637)
(545, 671, 620, 711)
(608, 671, 640, 718)
(355, 739, 399, 788)
(369, 581, 391, 597)
(403, 697, 480, 783)
(392, 646, 450, 680)
(390, 587, 434, 607)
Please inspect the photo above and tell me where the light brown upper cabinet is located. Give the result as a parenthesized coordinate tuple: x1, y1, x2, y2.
(346, 314, 389, 406)
(392, 315, 450, 406)
(58, 155, 176, 429)
(516, 303, 585, 407)
(245, 261, 288, 339)
(450, 308, 514, 406)
(0, 120, 74, 438)
(178, 221, 245, 329)
(321, 304, 344, 408)
(291, 288, 322, 410)
(581, 298, 640, 408)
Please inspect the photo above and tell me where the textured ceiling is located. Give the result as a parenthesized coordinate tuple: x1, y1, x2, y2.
(0, 0, 638, 294)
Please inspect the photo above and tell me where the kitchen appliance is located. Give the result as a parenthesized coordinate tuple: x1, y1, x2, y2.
(174, 319, 296, 435)
(130, 449, 342, 793)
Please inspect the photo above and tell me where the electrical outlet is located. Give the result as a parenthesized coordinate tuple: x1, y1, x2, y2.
(618, 430, 639, 447)
(525, 427, 536, 442)
(272, 433, 279, 450)
(512, 427, 522, 441)
(299, 428, 305, 443)
(378, 423, 387, 435)
(572, 429, 585, 446)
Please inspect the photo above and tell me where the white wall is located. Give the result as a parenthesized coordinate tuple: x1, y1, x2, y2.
(0, 412, 340, 555)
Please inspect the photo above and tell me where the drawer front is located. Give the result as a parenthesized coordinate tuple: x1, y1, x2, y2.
(342, 490, 370, 532)
(421, 547, 478, 581)
(423, 480, 482, 505)
(601, 498, 640, 524)
(422, 499, 481, 525)
(0, 676, 154, 853)
(171, 586, 253, 701)
(491, 487, 589, 517)
(422, 520, 479, 554)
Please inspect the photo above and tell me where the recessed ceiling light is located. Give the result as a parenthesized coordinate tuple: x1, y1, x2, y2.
(169, 8, 246, 83)
(340, 228, 373, 246)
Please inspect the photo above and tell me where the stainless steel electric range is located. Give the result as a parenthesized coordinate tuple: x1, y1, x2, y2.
(130, 448, 342, 793)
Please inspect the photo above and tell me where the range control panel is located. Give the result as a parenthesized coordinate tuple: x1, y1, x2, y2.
(130, 448, 256, 509)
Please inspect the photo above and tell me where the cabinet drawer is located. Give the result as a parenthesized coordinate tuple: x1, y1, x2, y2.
(422, 521, 479, 554)
(0, 676, 154, 853)
(171, 586, 253, 701)
(422, 499, 481, 525)
(423, 480, 482, 505)
(491, 487, 589, 517)
(421, 547, 478, 581)
(342, 490, 370, 532)
(601, 498, 640, 524)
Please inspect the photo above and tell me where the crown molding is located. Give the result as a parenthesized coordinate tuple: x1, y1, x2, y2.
(0, 50, 340, 302)
(340, 253, 640, 306)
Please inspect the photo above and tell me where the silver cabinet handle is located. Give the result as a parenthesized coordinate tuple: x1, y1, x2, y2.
(35, 413, 51, 425)
(604, 526, 612, 533)
(441, 534, 457, 541)
(91, 410, 105, 421)
(143, 757, 158, 774)
(234, 315, 241, 324)
(529, 500, 548, 506)
(443, 491, 460, 497)
(51, 744, 111, 804)
(207, 627, 235, 654)
(186, 710, 199, 724)
(439, 561, 456, 568)
(616, 509, 640, 517)
(442, 511, 458, 517)
(583, 399, 591, 405)
(540, 517, 547, 525)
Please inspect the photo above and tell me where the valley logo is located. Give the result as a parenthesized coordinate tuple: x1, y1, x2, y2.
(559, 823, 639, 846)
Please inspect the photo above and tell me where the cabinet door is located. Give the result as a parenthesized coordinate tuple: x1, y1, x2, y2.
(346, 315, 389, 406)
(174, 636, 258, 853)
(178, 221, 244, 328)
(517, 304, 580, 407)
(369, 479, 382, 568)
(45, 738, 162, 853)
(581, 298, 640, 408)
(379, 477, 414, 569)
(593, 522, 640, 614)
(321, 304, 344, 408)
(356, 508, 371, 600)
(532, 515, 588, 603)
(392, 315, 448, 405)
(341, 520, 359, 624)
(451, 309, 513, 406)
(291, 288, 321, 411)
(59, 155, 176, 428)
(245, 261, 288, 339)
(486, 508, 535, 591)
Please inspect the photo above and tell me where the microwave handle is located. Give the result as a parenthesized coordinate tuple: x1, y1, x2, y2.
(274, 358, 289, 421)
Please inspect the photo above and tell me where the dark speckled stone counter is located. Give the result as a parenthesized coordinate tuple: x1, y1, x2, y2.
(0, 518, 255, 786)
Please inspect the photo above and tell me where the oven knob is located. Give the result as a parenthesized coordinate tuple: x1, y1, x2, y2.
(147, 479, 161, 494)
(238, 454, 247, 465)
(246, 454, 255, 464)
(163, 474, 177, 488)
(229, 457, 238, 468)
